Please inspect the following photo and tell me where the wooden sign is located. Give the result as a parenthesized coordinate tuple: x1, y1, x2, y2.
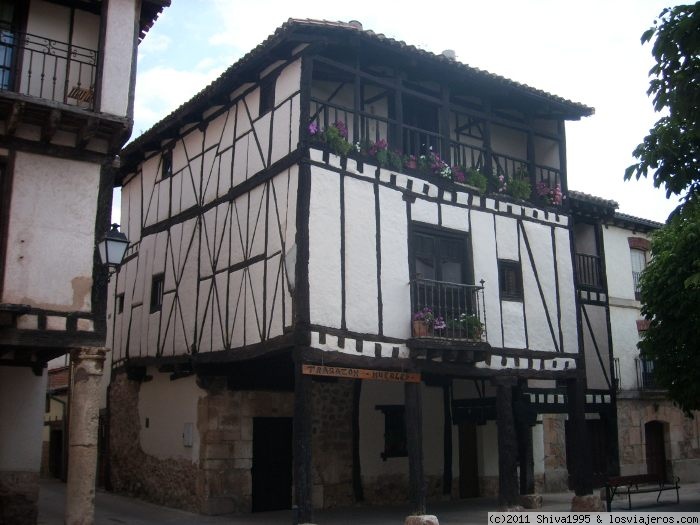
(302, 364, 420, 383)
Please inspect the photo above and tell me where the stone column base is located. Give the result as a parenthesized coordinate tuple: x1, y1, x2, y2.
(406, 515, 439, 525)
(520, 494, 543, 509)
(571, 493, 605, 511)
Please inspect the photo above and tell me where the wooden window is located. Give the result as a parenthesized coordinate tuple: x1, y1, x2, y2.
(498, 259, 523, 301)
(259, 75, 276, 116)
(161, 149, 172, 180)
(149, 274, 164, 313)
(376, 405, 406, 460)
(116, 293, 124, 314)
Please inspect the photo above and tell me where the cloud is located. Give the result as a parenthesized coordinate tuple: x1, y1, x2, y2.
(132, 64, 227, 138)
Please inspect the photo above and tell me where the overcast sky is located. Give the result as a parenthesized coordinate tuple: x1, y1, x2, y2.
(122, 0, 683, 224)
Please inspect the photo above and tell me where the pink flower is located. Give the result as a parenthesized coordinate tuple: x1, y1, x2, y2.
(308, 122, 318, 135)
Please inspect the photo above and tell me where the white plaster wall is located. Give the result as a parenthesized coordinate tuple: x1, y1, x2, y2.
(470, 210, 502, 348)
(521, 222, 557, 352)
(100, 0, 138, 117)
(603, 225, 644, 302)
(477, 421, 498, 477)
(533, 136, 560, 171)
(491, 125, 526, 161)
(344, 177, 378, 334)
(533, 422, 545, 475)
(138, 370, 204, 463)
(610, 306, 642, 391)
(573, 223, 597, 255)
(581, 304, 611, 390)
(555, 226, 578, 354)
(359, 381, 446, 478)
(308, 167, 342, 328)
(0, 367, 47, 471)
(380, 186, 410, 339)
(2, 152, 99, 312)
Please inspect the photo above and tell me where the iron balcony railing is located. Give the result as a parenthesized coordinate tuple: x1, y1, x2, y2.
(575, 253, 603, 290)
(632, 271, 642, 300)
(613, 357, 621, 391)
(410, 278, 487, 341)
(636, 358, 658, 390)
(0, 31, 97, 109)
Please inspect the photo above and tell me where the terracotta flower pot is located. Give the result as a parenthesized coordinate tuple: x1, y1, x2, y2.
(412, 320, 429, 337)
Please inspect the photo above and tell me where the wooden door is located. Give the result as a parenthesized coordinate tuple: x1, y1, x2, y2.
(645, 421, 666, 480)
(458, 423, 479, 498)
(252, 417, 293, 512)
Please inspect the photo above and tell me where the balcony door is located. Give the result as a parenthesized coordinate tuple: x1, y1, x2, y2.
(413, 227, 468, 284)
(0, 1, 17, 90)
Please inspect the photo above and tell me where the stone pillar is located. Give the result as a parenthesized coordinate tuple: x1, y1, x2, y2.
(405, 381, 426, 515)
(495, 379, 519, 508)
(65, 347, 106, 525)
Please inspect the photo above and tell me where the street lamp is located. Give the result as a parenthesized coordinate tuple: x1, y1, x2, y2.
(97, 223, 129, 268)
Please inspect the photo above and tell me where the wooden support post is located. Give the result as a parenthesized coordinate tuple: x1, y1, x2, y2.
(293, 360, 313, 524)
(495, 379, 519, 508)
(442, 382, 452, 496)
(405, 381, 426, 515)
(518, 420, 535, 495)
(567, 377, 593, 496)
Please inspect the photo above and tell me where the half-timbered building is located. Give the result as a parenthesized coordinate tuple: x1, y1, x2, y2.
(108, 19, 605, 519)
(570, 193, 700, 486)
(0, 1, 167, 522)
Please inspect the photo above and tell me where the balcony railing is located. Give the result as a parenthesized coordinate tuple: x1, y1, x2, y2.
(0, 31, 97, 110)
(613, 357, 621, 391)
(636, 358, 658, 390)
(575, 253, 603, 290)
(410, 278, 487, 341)
(309, 97, 562, 197)
(632, 271, 642, 300)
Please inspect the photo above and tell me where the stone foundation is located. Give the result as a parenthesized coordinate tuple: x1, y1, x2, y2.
(542, 414, 569, 492)
(0, 471, 39, 525)
(109, 372, 201, 512)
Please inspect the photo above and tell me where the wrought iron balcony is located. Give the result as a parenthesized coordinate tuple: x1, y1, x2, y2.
(575, 253, 603, 290)
(636, 358, 659, 390)
(409, 278, 487, 342)
(0, 31, 97, 110)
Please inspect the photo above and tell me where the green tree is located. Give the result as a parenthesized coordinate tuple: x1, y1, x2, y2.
(625, 3, 700, 414)
(638, 199, 700, 414)
(624, 3, 700, 203)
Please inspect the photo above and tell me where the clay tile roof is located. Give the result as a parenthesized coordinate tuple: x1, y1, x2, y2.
(121, 18, 594, 171)
(568, 190, 619, 210)
(140, 1, 171, 42)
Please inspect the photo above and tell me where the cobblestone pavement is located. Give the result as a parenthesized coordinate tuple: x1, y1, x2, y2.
(38, 479, 700, 525)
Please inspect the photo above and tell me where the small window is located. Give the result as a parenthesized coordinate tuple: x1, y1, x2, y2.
(150, 274, 164, 313)
(498, 259, 523, 301)
(116, 293, 124, 314)
(376, 405, 406, 460)
(161, 150, 172, 180)
(259, 75, 276, 116)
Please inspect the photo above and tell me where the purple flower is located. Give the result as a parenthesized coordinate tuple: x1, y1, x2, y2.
(308, 122, 319, 135)
(333, 120, 348, 139)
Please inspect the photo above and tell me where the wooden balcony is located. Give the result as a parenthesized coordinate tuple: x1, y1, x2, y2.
(575, 253, 603, 291)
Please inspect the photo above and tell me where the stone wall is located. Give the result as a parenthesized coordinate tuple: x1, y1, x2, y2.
(0, 471, 38, 525)
(197, 380, 294, 514)
(617, 399, 700, 481)
(310, 379, 354, 508)
(109, 372, 201, 512)
(542, 414, 569, 492)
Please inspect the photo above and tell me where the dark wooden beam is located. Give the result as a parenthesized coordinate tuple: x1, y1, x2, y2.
(567, 377, 594, 496)
(77, 117, 99, 149)
(495, 378, 519, 507)
(41, 109, 61, 143)
(442, 382, 453, 496)
(293, 359, 314, 523)
(405, 381, 426, 514)
(6, 101, 25, 136)
(352, 379, 364, 502)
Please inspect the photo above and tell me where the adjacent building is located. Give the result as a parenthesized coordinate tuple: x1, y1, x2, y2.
(0, 1, 168, 523)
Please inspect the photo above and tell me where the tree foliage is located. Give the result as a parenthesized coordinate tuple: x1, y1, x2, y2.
(624, 3, 700, 203)
(638, 199, 700, 414)
(626, 3, 700, 414)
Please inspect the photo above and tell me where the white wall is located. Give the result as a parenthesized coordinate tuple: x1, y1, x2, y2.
(100, 0, 138, 116)
(138, 370, 204, 462)
(0, 367, 47, 471)
(603, 225, 643, 302)
(2, 152, 99, 312)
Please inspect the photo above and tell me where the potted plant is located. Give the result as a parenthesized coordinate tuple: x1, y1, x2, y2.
(447, 313, 483, 340)
(412, 306, 446, 337)
(308, 120, 352, 157)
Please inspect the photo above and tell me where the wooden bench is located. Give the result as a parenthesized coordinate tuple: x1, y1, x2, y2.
(605, 474, 680, 511)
